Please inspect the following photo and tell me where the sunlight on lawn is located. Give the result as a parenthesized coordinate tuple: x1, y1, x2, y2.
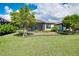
(0, 33, 79, 56)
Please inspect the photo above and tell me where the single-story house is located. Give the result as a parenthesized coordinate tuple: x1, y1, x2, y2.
(0, 16, 64, 31)
(32, 19, 64, 31)
(0, 17, 9, 24)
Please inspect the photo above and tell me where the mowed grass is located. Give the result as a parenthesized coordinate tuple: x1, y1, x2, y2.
(0, 33, 79, 56)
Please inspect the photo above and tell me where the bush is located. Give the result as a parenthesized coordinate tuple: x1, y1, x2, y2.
(57, 30, 75, 35)
(0, 24, 16, 35)
(51, 26, 58, 32)
(33, 30, 39, 32)
(43, 30, 51, 32)
(15, 30, 33, 37)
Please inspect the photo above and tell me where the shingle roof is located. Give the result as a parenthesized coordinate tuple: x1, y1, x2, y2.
(36, 19, 62, 24)
(0, 15, 11, 22)
(0, 17, 9, 23)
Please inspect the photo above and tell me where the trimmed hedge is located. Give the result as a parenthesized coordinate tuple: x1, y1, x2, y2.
(0, 24, 16, 35)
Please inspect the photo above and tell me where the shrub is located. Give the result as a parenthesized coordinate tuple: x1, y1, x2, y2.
(43, 30, 51, 32)
(51, 26, 58, 32)
(15, 30, 33, 37)
(57, 30, 75, 35)
(34, 30, 39, 32)
(0, 24, 16, 35)
(16, 30, 24, 36)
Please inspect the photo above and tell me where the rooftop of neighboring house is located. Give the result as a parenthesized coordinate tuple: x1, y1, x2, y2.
(0, 15, 11, 22)
(0, 17, 9, 23)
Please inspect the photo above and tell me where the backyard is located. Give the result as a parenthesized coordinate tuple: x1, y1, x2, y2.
(0, 32, 79, 56)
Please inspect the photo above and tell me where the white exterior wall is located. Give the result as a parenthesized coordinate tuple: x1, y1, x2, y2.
(51, 25, 54, 28)
(44, 24, 54, 31)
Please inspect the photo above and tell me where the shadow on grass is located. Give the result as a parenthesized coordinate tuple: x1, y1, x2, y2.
(0, 32, 15, 36)
(34, 34, 59, 36)
(14, 32, 34, 37)
(14, 33, 60, 38)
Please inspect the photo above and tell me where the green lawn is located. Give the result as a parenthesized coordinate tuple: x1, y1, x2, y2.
(0, 32, 79, 56)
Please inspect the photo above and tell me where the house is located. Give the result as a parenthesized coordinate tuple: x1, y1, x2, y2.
(0, 17, 9, 24)
(0, 14, 11, 24)
(0, 16, 64, 31)
(34, 19, 63, 31)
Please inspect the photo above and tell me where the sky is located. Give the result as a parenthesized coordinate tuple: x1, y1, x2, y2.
(0, 3, 37, 14)
(0, 3, 79, 23)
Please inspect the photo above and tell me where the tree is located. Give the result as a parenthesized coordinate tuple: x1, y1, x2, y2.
(63, 14, 79, 32)
(10, 6, 36, 37)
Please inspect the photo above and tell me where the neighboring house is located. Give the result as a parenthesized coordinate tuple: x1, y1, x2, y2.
(35, 20, 63, 31)
(0, 17, 9, 24)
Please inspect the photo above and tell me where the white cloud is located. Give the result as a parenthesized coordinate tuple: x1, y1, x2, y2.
(0, 6, 13, 21)
(4, 6, 13, 14)
(33, 3, 79, 22)
(16, 10, 19, 13)
(0, 8, 19, 22)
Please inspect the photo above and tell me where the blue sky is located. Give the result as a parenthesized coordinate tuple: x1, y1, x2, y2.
(0, 3, 37, 14)
(0, 3, 79, 23)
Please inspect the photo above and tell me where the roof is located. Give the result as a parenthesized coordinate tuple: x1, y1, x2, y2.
(0, 17, 9, 23)
(36, 19, 62, 25)
(0, 15, 11, 22)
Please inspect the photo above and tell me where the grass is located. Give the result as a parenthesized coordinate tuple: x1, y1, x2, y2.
(0, 32, 79, 56)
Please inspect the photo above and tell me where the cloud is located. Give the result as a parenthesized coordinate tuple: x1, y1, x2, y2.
(0, 8, 20, 21)
(0, 7, 20, 21)
(0, 6, 13, 21)
(4, 6, 13, 14)
(1, 3, 79, 23)
(16, 10, 19, 13)
(33, 3, 79, 22)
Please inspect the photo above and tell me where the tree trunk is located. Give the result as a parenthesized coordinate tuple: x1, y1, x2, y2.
(22, 26, 28, 37)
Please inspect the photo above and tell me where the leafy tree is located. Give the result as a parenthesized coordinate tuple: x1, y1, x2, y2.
(63, 14, 79, 31)
(10, 6, 36, 37)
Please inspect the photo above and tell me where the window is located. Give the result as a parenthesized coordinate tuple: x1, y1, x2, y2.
(46, 24, 51, 29)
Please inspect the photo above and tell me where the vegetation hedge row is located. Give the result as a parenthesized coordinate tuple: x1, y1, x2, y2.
(0, 24, 16, 35)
